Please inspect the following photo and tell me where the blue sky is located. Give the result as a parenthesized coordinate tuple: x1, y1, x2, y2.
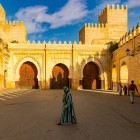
(0, 0, 140, 43)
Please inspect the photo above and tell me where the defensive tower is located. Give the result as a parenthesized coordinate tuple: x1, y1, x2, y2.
(0, 4, 26, 43)
(79, 4, 128, 45)
(0, 4, 5, 22)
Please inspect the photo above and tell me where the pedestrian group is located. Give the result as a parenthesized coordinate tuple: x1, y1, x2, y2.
(118, 80, 139, 104)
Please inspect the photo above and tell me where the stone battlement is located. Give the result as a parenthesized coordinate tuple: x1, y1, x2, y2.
(119, 22, 140, 47)
(99, 4, 127, 17)
(84, 23, 108, 28)
(79, 4, 128, 44)
(0, 21, 25, 26)
(14, 40, 82, 45)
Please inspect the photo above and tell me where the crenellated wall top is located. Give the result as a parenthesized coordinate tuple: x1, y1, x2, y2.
(99, 4, 127, 17)
(24, 40, 83, 45)
(119, 22, 140, 47)
(0, 21, 25, 26)
(83, 23, 108, 28)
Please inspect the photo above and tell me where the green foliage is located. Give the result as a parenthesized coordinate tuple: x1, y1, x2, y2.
(109, 42, 118, 52)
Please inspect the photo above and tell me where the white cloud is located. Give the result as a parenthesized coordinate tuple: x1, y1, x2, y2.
(15, 0, 88, 34)
(124, 0, 140, 8)
(15, 6, 48, 34)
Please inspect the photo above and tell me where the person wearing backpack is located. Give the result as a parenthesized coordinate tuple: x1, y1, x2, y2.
(128, 80, 139, 104)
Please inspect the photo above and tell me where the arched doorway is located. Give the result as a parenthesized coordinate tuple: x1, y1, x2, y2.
(83, 62, 101, 89)
(112, 65, 117, 90)
(51, 63, 69, 89)
(19, 61, 38, 89)
(120, 62, 128, 84)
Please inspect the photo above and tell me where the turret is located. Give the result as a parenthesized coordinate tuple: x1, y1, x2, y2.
(79, 4, 128, 45)
(98, 4, 127, 25)
(0, 4, 6, 22)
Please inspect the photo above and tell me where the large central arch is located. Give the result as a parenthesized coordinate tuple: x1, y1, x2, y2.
(83, 62, 101, 89)
(51, 63, 69, 89)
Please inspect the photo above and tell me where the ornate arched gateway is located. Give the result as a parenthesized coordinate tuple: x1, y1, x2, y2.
(51, 63, 69, 89)
(83, 62, 101, 89)
(19, 61, 38, 89)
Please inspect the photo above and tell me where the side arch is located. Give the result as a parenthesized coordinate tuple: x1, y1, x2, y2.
(83, 62, 101, 89)
(81, 57, 105, 89)
(120, 61, 128, 84)
(81, 57, 104, 80)
(14, 57, 42, 87)
(19, 61, 38, 89)
(111, 65, 117, 90)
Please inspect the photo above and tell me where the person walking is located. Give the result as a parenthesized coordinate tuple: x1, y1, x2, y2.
(57, 86, 77, 125)
(128, 80, 139, 104)
(118, 81, 123, 96)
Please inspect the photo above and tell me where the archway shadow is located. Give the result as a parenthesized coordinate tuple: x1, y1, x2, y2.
(51, 64, 69, 89)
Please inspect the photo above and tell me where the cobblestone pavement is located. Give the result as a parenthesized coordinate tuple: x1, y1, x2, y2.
(0, 89, 140, 140)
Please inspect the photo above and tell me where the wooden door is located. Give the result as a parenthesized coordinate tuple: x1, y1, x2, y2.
(19, 62, 38, 89)
(83, 62, 100, 89)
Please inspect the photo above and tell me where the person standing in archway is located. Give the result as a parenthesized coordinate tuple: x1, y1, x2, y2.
(128, 80, 139, 104)
(57, 86, 77, 125)
(118, 81, 123, 96)
(123, 85, 127, 95)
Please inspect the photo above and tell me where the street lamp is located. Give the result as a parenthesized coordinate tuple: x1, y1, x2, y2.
(125, 49, 130, 55)
(125, 35, 136, 57)
(125, 48, 135, 57)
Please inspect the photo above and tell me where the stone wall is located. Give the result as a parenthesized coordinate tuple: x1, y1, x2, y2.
(79, 5, 127, 45)
(0, 43, 4, 89)
(0, 21, 26, 43)
(5, 41, 110, 90)
(112, 22, 140, 94)
(0, 5, 26, 43)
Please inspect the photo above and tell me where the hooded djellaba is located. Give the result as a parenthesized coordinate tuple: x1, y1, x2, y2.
(57, 86, 77, 125)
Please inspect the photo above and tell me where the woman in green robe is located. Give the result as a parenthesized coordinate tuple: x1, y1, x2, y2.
(57, 86, 77, 125)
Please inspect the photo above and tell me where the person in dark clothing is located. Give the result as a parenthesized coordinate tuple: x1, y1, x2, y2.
(123, 85, 127, 95)
(128, 80, 139, 104)
(118, 81, 123, 96)
(57, 86, 77, 125)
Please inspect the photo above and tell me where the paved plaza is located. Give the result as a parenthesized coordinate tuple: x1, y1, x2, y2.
(0, 89, 140, 140)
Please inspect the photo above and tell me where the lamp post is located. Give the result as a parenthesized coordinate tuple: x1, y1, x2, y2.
(126, 36, 136, 57)
(125, 48, 135, 57)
